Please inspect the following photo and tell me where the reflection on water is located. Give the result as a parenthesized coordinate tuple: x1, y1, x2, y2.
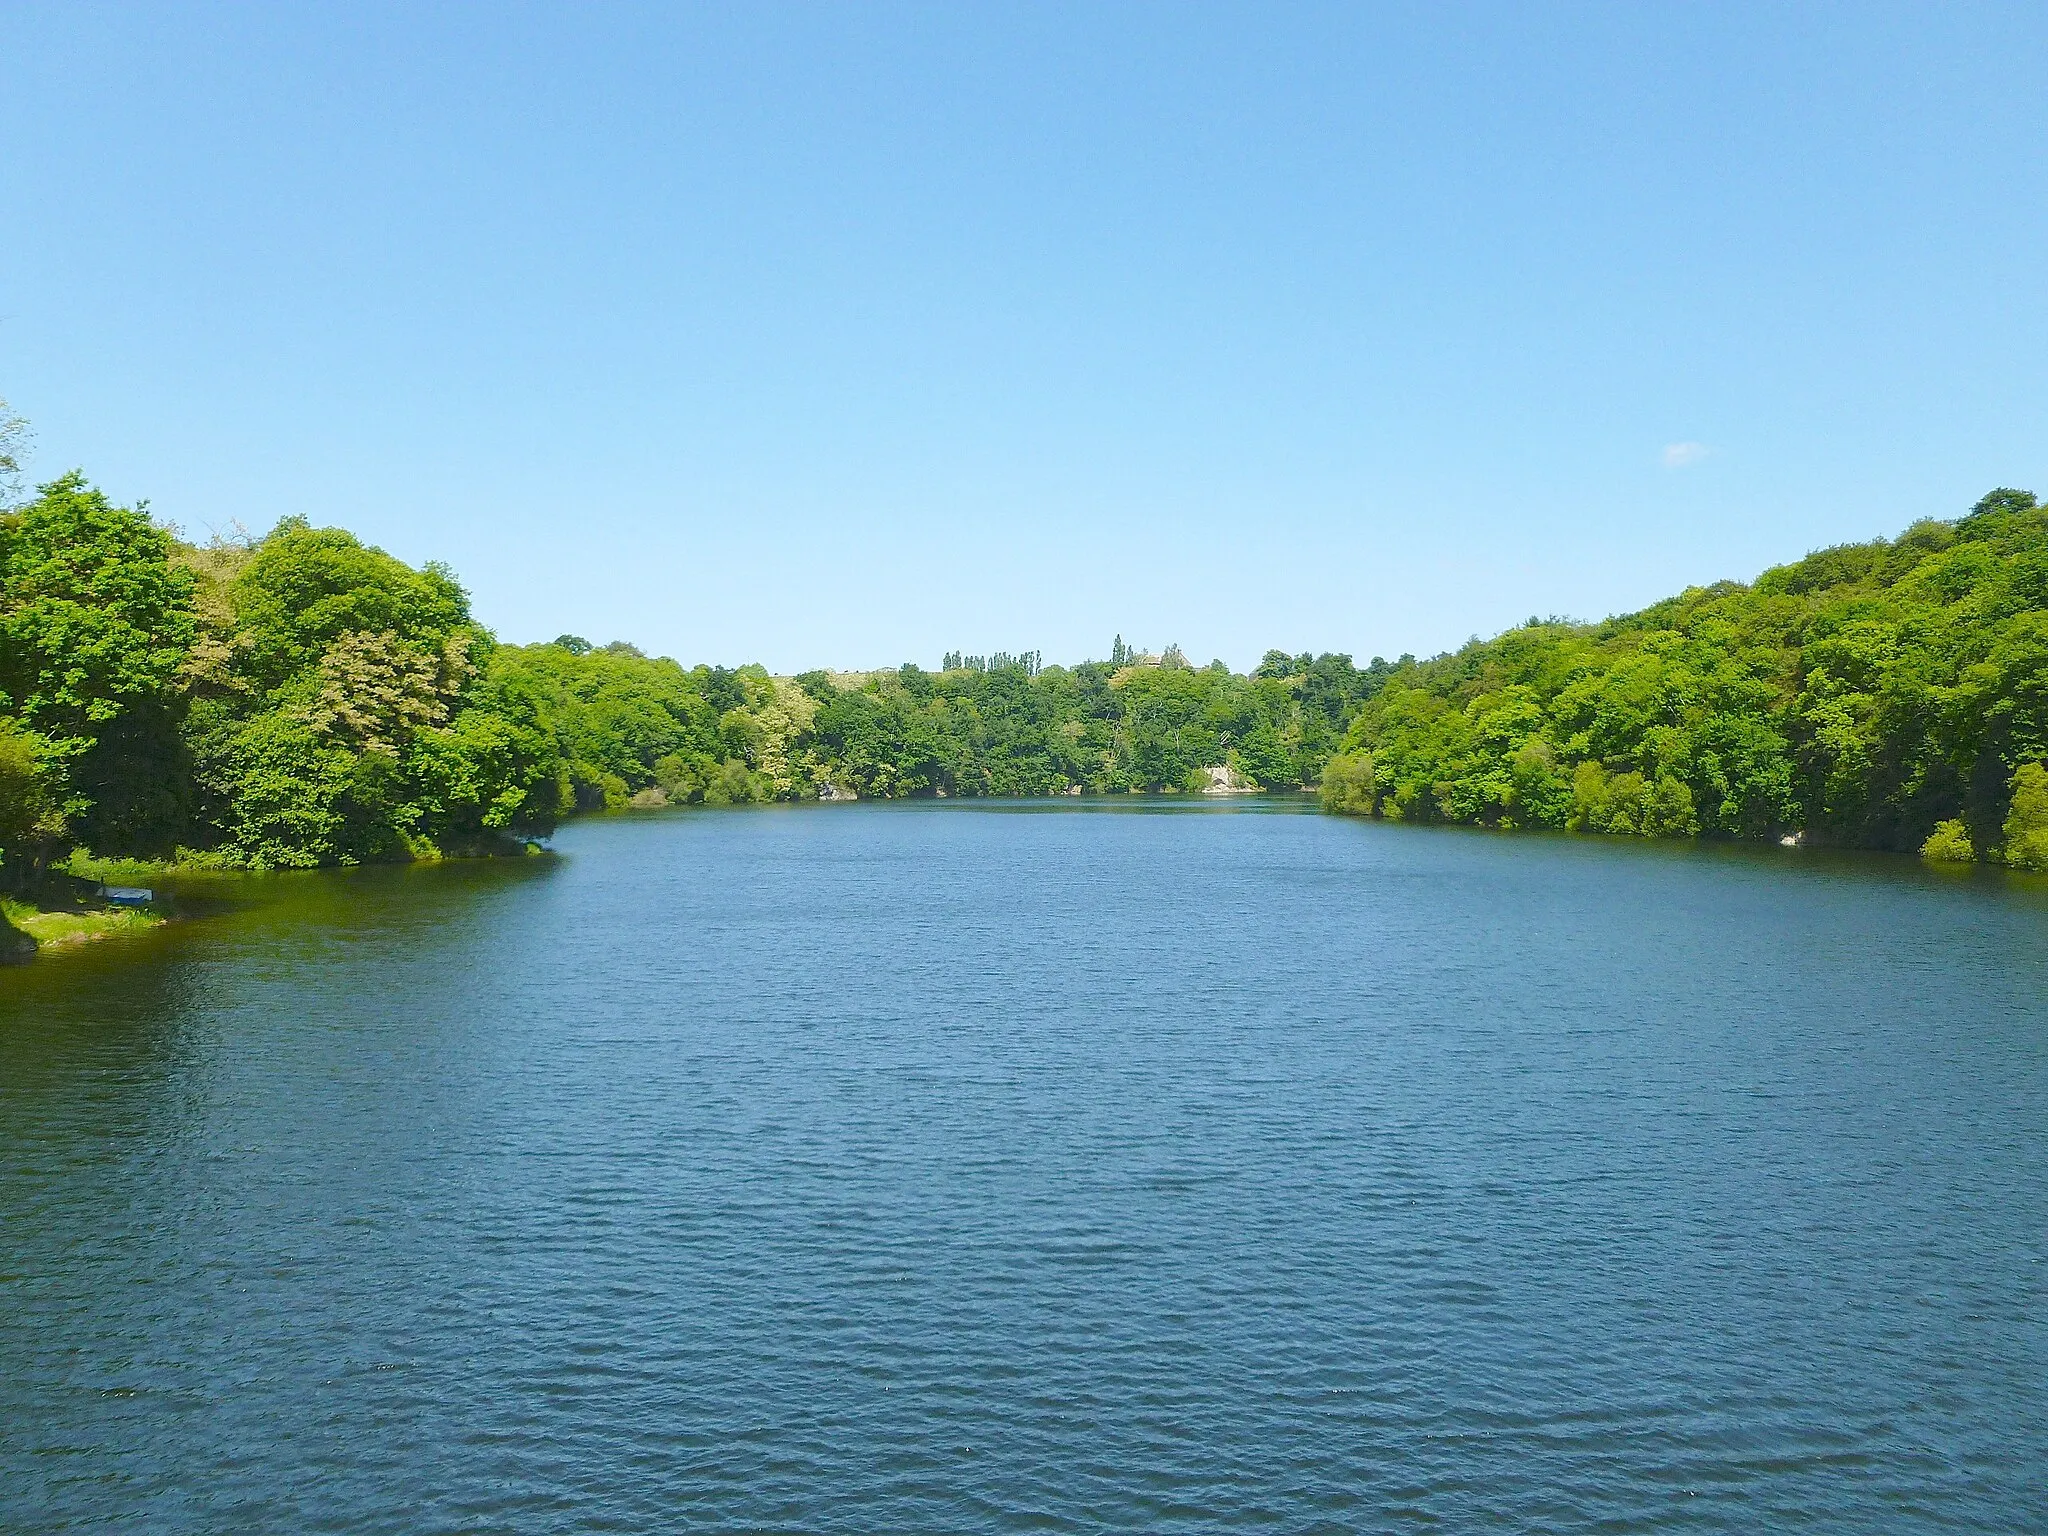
(4, 802, 2047, 1533)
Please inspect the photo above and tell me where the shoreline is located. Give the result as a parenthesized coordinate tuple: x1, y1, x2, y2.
(1, 897, 166, 961)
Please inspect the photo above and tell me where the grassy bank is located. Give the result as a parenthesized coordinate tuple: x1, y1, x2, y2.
(1, 874, 167, 959)
(3, 898, 161, 948)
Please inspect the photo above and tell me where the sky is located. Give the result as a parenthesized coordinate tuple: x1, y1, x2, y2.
(3, 2, 2046, 673)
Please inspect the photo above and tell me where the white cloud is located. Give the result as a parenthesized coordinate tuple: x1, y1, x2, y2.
(1662, 441, 1710, 469)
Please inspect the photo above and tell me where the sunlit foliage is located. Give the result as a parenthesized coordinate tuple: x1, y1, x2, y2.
(4, 462, 2045, 876)
(1328, 489, 2048, 860)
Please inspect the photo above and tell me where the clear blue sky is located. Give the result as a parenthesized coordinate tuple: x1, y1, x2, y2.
(3, 3, 2045, 673)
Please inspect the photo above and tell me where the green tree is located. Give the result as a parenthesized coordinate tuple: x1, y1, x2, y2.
(184, 519, 568, 865)
(1319, 751, 1377, 814)
(0, 473, 197, 857)
(1921, 819, 1974, 863)
(0, 718, 65, 879)
(230, 518, 470, 693)
(1233, 720, 1293, 788)
(0, 473, 197, 747)
(2002, 762, 2048, 870)
(1330, 489, 2048, 853)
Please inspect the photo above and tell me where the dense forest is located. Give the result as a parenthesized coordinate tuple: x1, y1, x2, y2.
(0, 468, 1384, 878)
(1320, 488, 2048, 869)
(3, 451, 2046, 885)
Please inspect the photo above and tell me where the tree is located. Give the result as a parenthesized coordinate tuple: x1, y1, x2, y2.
(0, 473, 197, 745)
(230, 519, 470, 693)
(1319, 752, 1376, 814)
(0, 718, 65, 879)
(0, 473, 197, 855)
(1921, 819, 1973, 863)
(2003, 762, 2048, 870)
(1234, 720, 1293, 788)
(1332, 488, 2048, 851)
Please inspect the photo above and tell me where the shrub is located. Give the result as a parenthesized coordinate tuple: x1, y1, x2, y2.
(1318, 752, 1377, 815)
(2002, 763, 2048, 870)
(1921, 819, 1975, 863)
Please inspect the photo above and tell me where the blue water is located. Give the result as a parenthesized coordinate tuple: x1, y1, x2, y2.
(4, 800, 2047, 1532)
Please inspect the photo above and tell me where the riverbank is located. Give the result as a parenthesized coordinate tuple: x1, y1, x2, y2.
(1, 876, 167, 961)
(3, 904, 163, 957)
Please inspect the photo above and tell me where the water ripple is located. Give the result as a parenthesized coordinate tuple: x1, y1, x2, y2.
(4, 805, 2047, 1532)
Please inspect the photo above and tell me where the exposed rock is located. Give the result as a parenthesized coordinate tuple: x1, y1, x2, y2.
(1202, 763, 1258, 796)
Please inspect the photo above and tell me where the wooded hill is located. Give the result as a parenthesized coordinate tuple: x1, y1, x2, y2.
(0, 473, 1382, 873)
(3, 472, 2044, 875)
(1321, 488, 2048, 868)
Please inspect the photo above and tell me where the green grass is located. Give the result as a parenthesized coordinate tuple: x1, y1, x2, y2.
(2, 895, 163, 950)
(60, 851, 214, 882)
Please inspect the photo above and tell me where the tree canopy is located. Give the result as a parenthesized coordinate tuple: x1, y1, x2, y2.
(2, 464, 2045, 878)
(1320, 489, 2048, 866)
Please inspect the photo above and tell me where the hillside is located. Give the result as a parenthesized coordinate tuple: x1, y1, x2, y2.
(1321, 489, 2048, 866)
(0, 474, 1381, 874)
(7, 472, 2046, 877)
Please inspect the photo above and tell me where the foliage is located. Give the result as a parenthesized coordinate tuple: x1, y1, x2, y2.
(0, 490, 583, 871)
(181, 517, 532, 865)
(0, 717, 65, 877)
(804, 652, 1386, 799)
(5, 456, 2047, 876)
(229, 518, 470, 694)
(1327, 489, 2048, 857)
(0, 474, 197, 745)
(1921, 819, 1974, 864)
(1318, 751, 1377, 814)
(0, 473, 198, 861)
(482, 641, 724, 811)
(2003, 762, 2048, 871)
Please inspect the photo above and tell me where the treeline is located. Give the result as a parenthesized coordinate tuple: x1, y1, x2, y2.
(1319, 488, 2048, 869)
(797, 648, 1390, 801)
(0, 471, 1382, 875)
(6, 464, 2047, 879)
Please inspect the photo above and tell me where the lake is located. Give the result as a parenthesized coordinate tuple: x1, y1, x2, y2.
(4, 800, 2047, 1532)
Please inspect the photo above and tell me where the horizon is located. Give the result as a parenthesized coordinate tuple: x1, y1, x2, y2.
(113, 484, 2029, 679)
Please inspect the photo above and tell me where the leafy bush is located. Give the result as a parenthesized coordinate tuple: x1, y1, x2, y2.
(2002, 763, 2048, 870)
(1921, 819, 1975, 863)
(1318, 752, 1377, 815)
